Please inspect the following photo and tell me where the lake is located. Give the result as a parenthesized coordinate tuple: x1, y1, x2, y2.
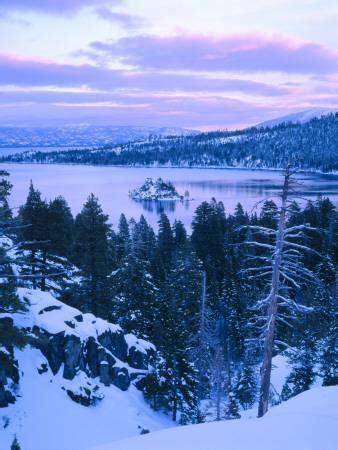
(1, 163, 337, 229)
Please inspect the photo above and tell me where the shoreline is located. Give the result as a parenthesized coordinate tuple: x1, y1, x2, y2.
(0, 160, 337, 176)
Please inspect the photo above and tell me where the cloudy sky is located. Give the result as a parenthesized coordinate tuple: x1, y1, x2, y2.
(1, 0, 338, 129)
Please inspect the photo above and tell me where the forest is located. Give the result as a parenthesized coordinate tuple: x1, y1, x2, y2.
(1, 167, 337, 425)
(2, 113, 338, 172)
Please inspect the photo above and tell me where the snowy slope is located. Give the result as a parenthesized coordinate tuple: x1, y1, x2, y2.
(0, 347, 172, 450)
(0, 288, 173, 450)
(257, 108, 337, 128)
(92, 387, 338, 450)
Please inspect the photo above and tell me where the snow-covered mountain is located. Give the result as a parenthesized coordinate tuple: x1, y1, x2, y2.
(0, 125, 197, 148)
(257, 108, 338, 128)
(92, 386, 338, 450)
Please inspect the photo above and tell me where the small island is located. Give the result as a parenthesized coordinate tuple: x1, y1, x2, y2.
(129, 177, 189, 201)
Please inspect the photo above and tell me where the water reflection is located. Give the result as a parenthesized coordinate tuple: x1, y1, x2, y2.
(134, 199, 191, 214)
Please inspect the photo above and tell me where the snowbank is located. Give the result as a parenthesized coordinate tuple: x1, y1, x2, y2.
(91, 386, 338, 450)
(0, 347, 173, 450)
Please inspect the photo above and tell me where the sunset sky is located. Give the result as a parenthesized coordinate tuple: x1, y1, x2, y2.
(1, 0, 338, 129)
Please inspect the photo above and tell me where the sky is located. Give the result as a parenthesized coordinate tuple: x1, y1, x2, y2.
(1, 0, 338, 130)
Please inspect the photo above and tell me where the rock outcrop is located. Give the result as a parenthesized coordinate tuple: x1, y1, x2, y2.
(4, 288, 156, 407)
(0, 318, 20, 407)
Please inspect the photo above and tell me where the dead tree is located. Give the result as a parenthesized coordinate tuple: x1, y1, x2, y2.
(242, 166, 318, 417)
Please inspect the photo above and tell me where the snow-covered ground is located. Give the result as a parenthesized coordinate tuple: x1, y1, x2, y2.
(91, 386, 338, 450)
(0, 346, 173, 450)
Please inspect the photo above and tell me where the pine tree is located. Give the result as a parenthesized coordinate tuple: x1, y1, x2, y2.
(116, 213, 131, 263)
(0, 170, 26, 349)
(235, 365, 257, 409)
(281, 331, 317, 400)
(19, 181, 49, 290)
(224, 391, 241, 419)
(10, 436, 21, 450)
(72, 194, 111, 317)
(191, 199, 226, 284)
(155, 213, 174, 280)
(111, 254, 158, 339)
(48, 196, 74, 257)
(154, 250, 202, 422)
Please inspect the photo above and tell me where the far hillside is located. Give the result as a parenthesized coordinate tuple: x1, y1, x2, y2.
(2, 113, 338, 172)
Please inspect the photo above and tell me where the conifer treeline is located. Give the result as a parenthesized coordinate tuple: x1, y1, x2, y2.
(3, 176, 338, 422)
(3, 113, 338, 172)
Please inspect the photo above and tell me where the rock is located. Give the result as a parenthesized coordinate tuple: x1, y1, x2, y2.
(44, 332, 65, 375)
(111, 367, 130, 391)
(99, 361, 110, 386)
(66, 387, 102, 406)
(98, 330, 128, 361)
(63, 335, 82, 380)
(127, 346, 152, 370)
(37, 363, 48, 374)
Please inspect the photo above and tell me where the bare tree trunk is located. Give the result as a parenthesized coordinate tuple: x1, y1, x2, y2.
(258, 167, 291, 418)
(214, 347, 223, 421)
(31, 249, 36, 290)
(41, 248, 46, 291)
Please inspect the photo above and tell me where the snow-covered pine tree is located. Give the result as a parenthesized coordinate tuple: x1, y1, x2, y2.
(235, 364, 257, 409)
(154, 249, 202, 423)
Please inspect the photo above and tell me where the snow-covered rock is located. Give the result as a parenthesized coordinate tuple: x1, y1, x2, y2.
(0, 287, 156, 411)
(92, 386, 338, 450)
(129, 178, 183, 201)
(0, 347, 172, 450)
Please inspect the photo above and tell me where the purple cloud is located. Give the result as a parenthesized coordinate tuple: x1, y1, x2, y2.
(95, 8, 147, 29)
(0, 0, 120, 14)
(0, 93, 274, 129)
(0, 53, 288, 96)
(89, 34, 338, 74)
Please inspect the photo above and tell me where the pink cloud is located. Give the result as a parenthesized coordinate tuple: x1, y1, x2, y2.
(90, 33, 338, 74)
(0, 53, 288, 96)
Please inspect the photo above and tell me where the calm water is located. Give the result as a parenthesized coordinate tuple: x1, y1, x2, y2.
(1, 163, 337, 229)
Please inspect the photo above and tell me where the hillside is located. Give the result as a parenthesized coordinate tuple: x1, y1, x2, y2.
(0, 126, 195, 148)
(0, 288, 171, 450)
(257, 108, 338, 127)
(92, 386, 338, 450)
(2, 113, 337, 172)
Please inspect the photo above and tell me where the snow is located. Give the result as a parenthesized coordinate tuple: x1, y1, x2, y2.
(125, 334, 155, 355)
(257, 108, 338, 128)
(15, 288, 122, 340)
(129, 177, 182, 201)
(0, 347, 173, 450)
(91, 386, 338, 450)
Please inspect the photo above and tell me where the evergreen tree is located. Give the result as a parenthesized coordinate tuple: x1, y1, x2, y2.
(224, 391, 241, 419)
(191, 199, 226, 285)
(0, 170, 26, 349)
(48, 196, 74, 257)
(10, 436, 21, 450)
(72, 194, 111, 317)
(155, 213, 174, 280)
(116, 213, 131, 263)
(111, 254, 157, 339)
(235, 365, 257, 409)
(153, 250, 203, 422)
(19, 181, 49, 290)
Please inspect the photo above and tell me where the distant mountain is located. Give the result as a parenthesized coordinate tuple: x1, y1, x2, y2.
(257, 108, 338, 128)
(0, 125, 196, 148)
(2, 113, 338, 172)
